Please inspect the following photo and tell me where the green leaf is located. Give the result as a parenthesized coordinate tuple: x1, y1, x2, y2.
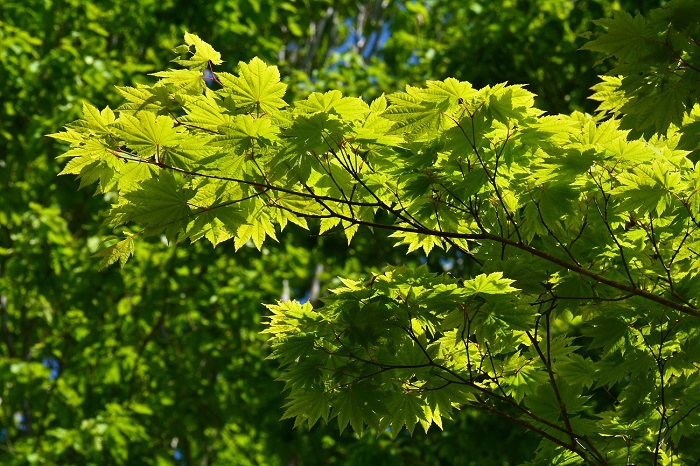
(583, 317, 630, 355)
(180, 91, 232, 131)
(334, 388, 369, 434)
(558, 354, 597, 389)
(580, 11, 648, 62)
(281, 387, 331, 429)
(384, 92, 451, 139)
(389, 230, 444, 255)
(486, 84, 539, 123)
(272, 113, 344, 182)
(382, 392, 428, 435)
(234, 204, 277, 250)
(218, 114, 280, 153)
(151, 69, 205, 93)
(56, 138, 110, 176)
(423, 78, 476, 103)
(116, 84, 172, 113)
(616, 159, 679, 216)
(111, 112, 186, 160)
(294, 90, 369, 120)
(114, 160, 155, 193)
(81, 102, 116, 137)
(590, 76, 628, 116)
(119, 171, 195, 239)
(162, 133, 218, 169)
(462, 272, 519, 295)
(218, 57, 288, 114)
(172, 32, 223, 69)
(94, 236, 135, 270)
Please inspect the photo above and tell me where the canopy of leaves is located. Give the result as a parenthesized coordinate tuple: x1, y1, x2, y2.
(3, 0, 568, 464)
(12, 0, 700, 464)
(52, 5, 700, 461)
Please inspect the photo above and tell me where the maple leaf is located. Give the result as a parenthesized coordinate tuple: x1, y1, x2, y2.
(111, 112, 186, 160)
(217, 57, 288, 114)
(172, 32, 223, 69)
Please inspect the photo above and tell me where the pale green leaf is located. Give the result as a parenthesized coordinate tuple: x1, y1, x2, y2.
(151, 69, 205, 93)
(462, 272, 519, 295)
(172, 32, 223, 69)
(217, 57, 288, 114)
(111, 112, 186, 160)
(94, 236, 135, 270)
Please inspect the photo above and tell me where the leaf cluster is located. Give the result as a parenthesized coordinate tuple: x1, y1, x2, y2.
(584, 0, 700, 136)
(52, 9, 700, 462)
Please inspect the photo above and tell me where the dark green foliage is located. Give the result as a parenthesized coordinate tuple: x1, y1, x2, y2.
(6, 0, 699, 464)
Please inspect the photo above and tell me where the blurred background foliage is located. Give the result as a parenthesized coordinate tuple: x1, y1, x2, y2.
(0, 0, 661, 464)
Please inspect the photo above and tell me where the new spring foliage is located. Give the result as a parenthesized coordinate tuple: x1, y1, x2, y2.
(52, 2, 700, 461)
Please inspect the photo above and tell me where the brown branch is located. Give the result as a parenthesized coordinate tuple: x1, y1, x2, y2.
(108, 150, 700, 318)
